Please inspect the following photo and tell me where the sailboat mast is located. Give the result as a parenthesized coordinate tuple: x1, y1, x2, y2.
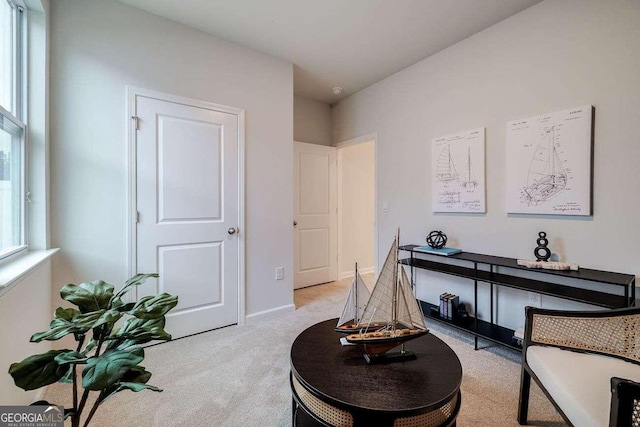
(549, 128, 554, 179)
(392, 230, 399, 331)
(467, 147, 471, 181)
(354, 262, 359, 322)
(551, 127, 556, 183)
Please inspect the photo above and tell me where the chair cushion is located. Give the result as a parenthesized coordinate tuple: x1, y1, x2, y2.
(527, 345, 640, 427)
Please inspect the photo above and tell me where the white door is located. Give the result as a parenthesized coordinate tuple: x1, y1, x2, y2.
(133, 92, 242, 339)
(293, 142, 337, 289)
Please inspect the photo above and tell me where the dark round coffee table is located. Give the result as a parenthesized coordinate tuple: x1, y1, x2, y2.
(290, 319, 462, 427)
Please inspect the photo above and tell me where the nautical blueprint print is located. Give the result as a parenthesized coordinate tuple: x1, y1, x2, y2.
(505, 105, 593, 215)
(431, 128, 485, 213)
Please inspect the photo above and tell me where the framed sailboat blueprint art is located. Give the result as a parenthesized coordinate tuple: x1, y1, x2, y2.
(506, 105, 594, 215)
(432, 128, 486, 213)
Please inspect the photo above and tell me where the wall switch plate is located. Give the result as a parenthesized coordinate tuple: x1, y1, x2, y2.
(382, 201, 389, 213)
(528, 292, 541, 307)
(275, 267, 284, 280)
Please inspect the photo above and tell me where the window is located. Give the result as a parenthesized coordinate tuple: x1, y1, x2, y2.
(0, 0, 25, 259)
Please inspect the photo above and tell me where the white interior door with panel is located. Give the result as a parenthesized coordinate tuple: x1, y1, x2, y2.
(131, 89, 243, 339)
(293, 141, 337, 289)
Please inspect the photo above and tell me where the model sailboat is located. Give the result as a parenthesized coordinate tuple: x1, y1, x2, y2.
(345, 232, 429, 361)
(335, 264, 372, 333)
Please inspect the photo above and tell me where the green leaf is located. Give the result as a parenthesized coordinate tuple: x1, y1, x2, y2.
(121, 365, 152, 384)
(111, 274, 159, 306)
(81, 338, 99, 355)
(112, 299, 135, 312)
(60, 280, 114, 313)
(98, 366, 160, 404)
(106, 317, 171, 351)
(31, 311, 104, 342)
(99, 382, 162, 404)
(54, 351, 87, 365)
(93, 309, 123, 328)
(55, 307, 80, 321)
(128, 293, 178, 319)
(120, 381, 162, 392)
(9, 350, 69, 390)
(82, 347, 144, 391)
(59, 365, 74, 384)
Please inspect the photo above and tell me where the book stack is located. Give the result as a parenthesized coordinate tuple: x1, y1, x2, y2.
(512, 327, 525, 347)
(414, 246, 462, 256)
(439, 293, 459, 320)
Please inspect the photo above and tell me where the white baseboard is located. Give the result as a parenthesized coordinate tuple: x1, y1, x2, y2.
(338, 266, 375, 281)
(245, 303, 295, 324)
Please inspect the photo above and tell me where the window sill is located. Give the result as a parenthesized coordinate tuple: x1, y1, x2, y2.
(0, 248, 59, 297)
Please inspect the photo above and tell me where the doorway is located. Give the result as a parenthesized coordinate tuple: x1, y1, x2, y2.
(336, 137, 376, 280)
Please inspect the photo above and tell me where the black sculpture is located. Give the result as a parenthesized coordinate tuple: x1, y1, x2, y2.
(426, 230, 447, 249)
(534, 231, 551, 261)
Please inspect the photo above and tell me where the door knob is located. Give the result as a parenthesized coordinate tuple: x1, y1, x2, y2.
(293, 221, 297, 227)
(228, 227, 238, 235)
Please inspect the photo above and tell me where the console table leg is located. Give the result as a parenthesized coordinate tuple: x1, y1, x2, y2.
(490, 267, 494, 326)
(474, 272, 478, 351)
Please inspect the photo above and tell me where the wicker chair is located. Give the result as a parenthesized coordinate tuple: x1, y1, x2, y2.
(518, 306, 640, 427)
(610, 377, 640, 427)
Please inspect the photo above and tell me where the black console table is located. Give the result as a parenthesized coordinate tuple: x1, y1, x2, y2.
(399, 245, 636, 352)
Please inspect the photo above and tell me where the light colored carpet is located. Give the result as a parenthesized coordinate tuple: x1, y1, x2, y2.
(44, 276, 565, 426)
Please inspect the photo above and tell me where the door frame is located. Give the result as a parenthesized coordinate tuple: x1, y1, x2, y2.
(126, 86, 246, 325)
(335, 133, 378, 278)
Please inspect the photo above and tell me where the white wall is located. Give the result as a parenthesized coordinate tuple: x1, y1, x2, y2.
(49, 0, 293, 317)
(332, 0, 640, 330)
(0, 262, 52, 404)
(294, 95, 332, 146)
(338, 140, 375, 279)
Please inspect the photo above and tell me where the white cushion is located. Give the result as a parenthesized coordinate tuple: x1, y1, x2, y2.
(527, 345, 640, 427)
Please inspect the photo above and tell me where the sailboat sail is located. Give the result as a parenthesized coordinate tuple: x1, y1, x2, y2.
(436, 144, 459, 181)
(524, 126, 567, 204)
(359, 238, 398, 328)
(346, 233, 429, 356)
(336, 270, 370, 329)
(395, 267, 427, 330)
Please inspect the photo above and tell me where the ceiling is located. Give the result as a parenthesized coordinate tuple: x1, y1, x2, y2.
(117, 0, 542, 104)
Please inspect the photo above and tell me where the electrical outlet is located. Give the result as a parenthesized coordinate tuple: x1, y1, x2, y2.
(528, 292, 541, 307)
(275, 267, 284, 281)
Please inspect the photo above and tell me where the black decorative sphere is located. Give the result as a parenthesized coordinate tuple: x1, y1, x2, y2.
(426, 230, 447, 249)
(534, 231, 551, 261)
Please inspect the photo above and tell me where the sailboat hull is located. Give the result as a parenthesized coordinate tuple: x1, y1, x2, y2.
(345, 328, 429, 352)
(524, 174, 567, 202)
(335, 321, 386, 334)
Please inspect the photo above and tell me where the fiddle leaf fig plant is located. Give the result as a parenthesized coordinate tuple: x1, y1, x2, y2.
(9, 273, 178, 427)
